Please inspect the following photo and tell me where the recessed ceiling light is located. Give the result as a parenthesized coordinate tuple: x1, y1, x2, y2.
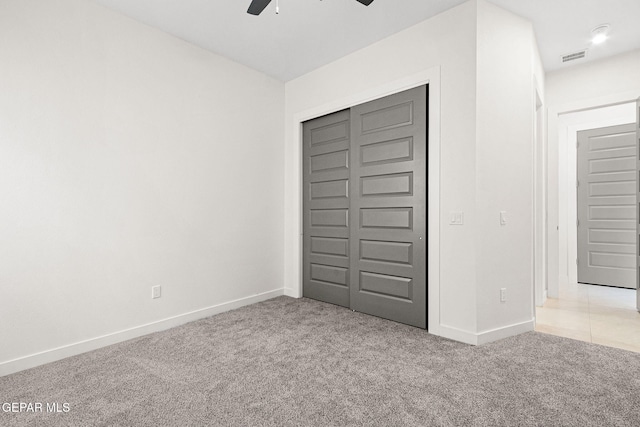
(591, 24, 610, 45)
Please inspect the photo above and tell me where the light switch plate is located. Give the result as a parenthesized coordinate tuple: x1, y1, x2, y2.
(500, 211, 507, 226)
(152, 285, 161, 299)
(450, 211, 464, 225)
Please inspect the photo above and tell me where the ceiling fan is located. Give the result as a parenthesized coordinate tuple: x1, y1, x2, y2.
(248, 0, 374, 16)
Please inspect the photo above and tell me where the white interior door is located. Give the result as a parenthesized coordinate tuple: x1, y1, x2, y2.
(577, 124, 637, 289)
(636, 98, 640, 311)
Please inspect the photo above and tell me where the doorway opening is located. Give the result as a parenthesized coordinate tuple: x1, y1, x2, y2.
(559, 103, 636, 288)
(535, 101, 640, 351)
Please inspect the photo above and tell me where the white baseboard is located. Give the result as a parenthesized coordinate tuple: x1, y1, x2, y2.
(476, 319, 535, 345)
(284, 287, 301, 298)
(0, 289, 284, 377)
(436, 324, 478, 345)
(436, 319, 535, 346)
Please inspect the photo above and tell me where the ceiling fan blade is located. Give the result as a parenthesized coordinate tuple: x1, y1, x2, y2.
(355, 0, 374, 5)
(247, 0, 272, 15)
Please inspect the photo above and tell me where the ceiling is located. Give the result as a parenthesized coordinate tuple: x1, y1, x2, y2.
(92, 0, 640, 82)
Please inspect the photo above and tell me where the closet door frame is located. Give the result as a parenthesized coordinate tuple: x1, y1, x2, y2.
(290, 67, 441, 335)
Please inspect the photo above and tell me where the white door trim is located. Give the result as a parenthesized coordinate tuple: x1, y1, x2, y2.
(533, 85, 547, 307)
(287, 67, 442, 336)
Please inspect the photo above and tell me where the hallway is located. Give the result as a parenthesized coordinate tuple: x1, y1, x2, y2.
(536, 282, 640, 353)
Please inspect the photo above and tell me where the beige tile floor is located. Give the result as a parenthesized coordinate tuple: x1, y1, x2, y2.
(535, 281, 640, 353)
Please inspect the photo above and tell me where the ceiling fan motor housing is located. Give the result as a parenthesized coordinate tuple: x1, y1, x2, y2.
(248, 0, 375, 16)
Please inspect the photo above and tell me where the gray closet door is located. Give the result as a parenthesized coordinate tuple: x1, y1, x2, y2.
(302, 109, 351, 307)
(349, 86, 427, 328)
(577, 124, 637, 289)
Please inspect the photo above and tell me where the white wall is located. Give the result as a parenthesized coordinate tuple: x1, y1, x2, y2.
(475, 1, 538, 335)
(546, 49, 640, 297)
(284, 0, 539, 343)
(0, 0, 285, 374)
(546, 50, 640, 107)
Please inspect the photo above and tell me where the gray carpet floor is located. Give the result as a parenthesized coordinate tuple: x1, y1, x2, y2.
(1, 296, 640, 426)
